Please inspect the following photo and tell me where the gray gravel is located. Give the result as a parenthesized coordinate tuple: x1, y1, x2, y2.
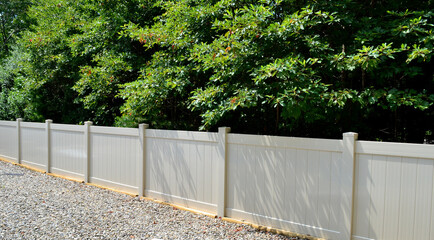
(0, 160, 304, 239)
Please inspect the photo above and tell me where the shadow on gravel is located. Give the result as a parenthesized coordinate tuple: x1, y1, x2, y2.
(0, 173, 24, 176)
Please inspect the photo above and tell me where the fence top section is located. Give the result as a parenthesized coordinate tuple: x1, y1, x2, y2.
(21, 122, 45, 129)
(228, 133, 343, 152)
(90, 125, 139, 137)
(0, 121, 16, 127)
(146, 129, 218, 143)
(51, 123, 84, 132)
(357, 140, 434, 159)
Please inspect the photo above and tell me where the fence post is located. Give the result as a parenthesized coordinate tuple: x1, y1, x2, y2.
(217, 127, 230, 217)
(45, 119, 52, 173)
(342, 132, 358, 240)
(138, 124, 149, 197)
(84, 121, 92, 183)
(16, 118, 22, 164)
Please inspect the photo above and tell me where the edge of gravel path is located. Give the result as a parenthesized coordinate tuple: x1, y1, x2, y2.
(0, 157, 323, 240)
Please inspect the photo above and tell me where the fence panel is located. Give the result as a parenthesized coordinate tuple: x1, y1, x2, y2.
(0, 121, 17, 161)
(21, 122, 46, 170)
(226, 133, 345, 239)
(352, 141, 434, 240)
(51, 124, 85, 180)
(145, 129, 219, 214)
(89, 126, 140, 194)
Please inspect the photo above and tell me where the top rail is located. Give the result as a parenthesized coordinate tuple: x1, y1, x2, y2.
(356, 141, 434, 159)
(51, 123, 84, 132)
(0, 121, 16, 127)
(228, 133, 343, 152)
(146, 129, 218, 143)
(90, 125, 139, 137)
(21, 122, 45, 129)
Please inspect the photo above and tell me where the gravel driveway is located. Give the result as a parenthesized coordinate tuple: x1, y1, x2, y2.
(0, 160, 305, 239)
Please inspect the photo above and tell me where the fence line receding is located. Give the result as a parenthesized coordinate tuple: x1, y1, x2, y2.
(0, 119, 433, 240)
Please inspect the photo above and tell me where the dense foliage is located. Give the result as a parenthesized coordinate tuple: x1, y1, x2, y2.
(0, 0, 433, 143)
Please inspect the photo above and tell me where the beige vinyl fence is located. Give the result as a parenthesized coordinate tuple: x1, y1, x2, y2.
(0, 119, 433, 240)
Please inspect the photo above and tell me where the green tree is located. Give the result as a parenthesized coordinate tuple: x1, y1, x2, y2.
(119, 0, 433, 142)
(0, 0, 32, 58)
(0, 0, 161, 125)
(71, 0, 161, 125)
